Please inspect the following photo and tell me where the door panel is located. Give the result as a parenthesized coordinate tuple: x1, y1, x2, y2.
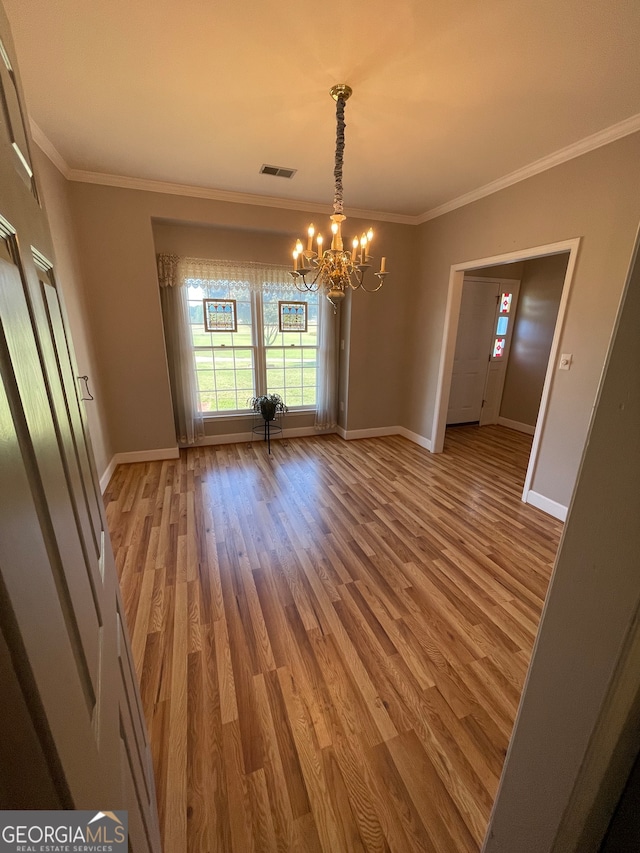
(0, 32, 36, 197)
(447, 279, 499, 424)
(0, 5, 160, 846)
(117, 610, 158, 853)
(38, 262, 104, 557)
(0, 254, 102, 722)
(41, 274, 103, 563)
(0, 261, 103, 793)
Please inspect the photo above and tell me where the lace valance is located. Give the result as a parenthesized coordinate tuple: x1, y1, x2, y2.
(157, 254, 296, 293)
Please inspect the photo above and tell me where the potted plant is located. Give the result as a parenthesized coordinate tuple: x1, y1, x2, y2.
(248, 393, 287, 422)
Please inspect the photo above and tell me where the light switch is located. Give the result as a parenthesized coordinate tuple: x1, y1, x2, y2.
(559, 353, 572, 371)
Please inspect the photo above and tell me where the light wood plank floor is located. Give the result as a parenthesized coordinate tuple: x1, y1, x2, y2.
(105, 425, 562, 853)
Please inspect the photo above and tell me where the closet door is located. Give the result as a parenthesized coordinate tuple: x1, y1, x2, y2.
(0, 6, 160, 850)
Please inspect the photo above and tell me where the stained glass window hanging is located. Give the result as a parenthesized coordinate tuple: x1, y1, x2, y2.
(500, 292, 512, 313)
(278, 300, 308, 332)
(493, 338, 506, 358)
(203, 299, 237, 332)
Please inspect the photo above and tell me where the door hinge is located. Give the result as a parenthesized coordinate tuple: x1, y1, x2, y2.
(481, 399, 486, 407)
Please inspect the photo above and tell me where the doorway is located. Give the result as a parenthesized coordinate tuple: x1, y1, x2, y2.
(447, 276, 521, 426)
(431, 239, 581, 518)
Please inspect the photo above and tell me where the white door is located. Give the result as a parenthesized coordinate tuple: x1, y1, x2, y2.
(0, 9, 160, 849)
(447, 278, 499, 424)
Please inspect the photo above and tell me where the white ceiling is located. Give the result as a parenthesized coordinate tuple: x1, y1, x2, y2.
(4, 0, 640, 218)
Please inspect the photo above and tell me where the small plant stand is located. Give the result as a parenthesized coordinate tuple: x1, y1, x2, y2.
(252, 410, 283, 454)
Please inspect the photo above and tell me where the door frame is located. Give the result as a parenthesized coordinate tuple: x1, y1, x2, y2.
(430, 238, 581, 506)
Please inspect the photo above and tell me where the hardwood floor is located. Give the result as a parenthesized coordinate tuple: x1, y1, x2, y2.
(105, 425, 562, 853)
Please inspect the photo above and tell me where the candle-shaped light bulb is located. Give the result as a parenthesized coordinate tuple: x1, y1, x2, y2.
(317, 234, 323, 256)
(293, 250, 299, 271)
(296, 239, 303, 255)
(367, 228, 374, 244)
(307, 224, 314, 251)
(352, 237, 358, 262)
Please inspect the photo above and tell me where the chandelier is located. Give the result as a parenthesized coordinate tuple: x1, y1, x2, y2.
(290, 84, 388, 308)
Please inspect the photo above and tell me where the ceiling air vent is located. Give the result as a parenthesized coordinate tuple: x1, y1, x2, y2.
(260, 164, 297, 179)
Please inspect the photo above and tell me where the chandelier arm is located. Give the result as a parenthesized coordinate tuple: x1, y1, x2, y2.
(358, 278, 385, 293)
(293, 266, 322, 292)
(333, 96, 346, 215)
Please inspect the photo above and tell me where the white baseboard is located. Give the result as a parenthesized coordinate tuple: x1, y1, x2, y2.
(100, 447, 180, 493)
(99, 426, 434, 492)
(525, 489, 568, 521)
(191, 425, 336, 447)
(340, 426, 401, 440)
(115, 447, 180, 464)
(397, 426, 433, 452)
(99, 457, 118, 493)
(498, 416, 536, 435)
(337, 424, 433, 452)
(193, 431, 254, 446)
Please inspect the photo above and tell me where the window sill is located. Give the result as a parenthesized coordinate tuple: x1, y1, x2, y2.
(202, 407, 316, 421)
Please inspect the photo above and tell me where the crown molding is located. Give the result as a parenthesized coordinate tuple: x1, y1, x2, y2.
(417, 112, 640, 224)
(28, 116, 415, 223)
(64, 168, 417, 225)
(30, 111, 640, 227)
(29, 118, 71, 178)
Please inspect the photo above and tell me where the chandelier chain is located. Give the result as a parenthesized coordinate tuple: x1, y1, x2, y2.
(289, 85, 388, 307)
(333, 95, 346, 215)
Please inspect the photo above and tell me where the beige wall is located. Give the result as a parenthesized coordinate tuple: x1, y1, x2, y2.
(152, 217, 418, 434)
(67, 184, 414, 456)
(153, 220, 293, 264)
(34, 148, 113, 476)
(408, 132, 640, 507)
(467, 261, 524, 280)
(500, 253, 568, 426)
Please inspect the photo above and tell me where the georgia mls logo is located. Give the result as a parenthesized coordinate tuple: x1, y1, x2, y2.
(88, 811, 122, 826)
(86, 811, 126, 842)
(0, 810, 128, 852)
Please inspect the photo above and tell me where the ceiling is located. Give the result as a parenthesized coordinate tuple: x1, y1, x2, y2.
(4, 0, 640, 219)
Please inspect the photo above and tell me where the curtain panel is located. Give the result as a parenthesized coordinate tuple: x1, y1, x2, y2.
(315, 294, 338, 430)
(157, 253, 204, 445)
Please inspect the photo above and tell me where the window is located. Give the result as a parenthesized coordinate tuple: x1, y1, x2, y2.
(496, 315, 509, 336)
(186, 277, 319, 414)
(262, 291, 318, 407)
